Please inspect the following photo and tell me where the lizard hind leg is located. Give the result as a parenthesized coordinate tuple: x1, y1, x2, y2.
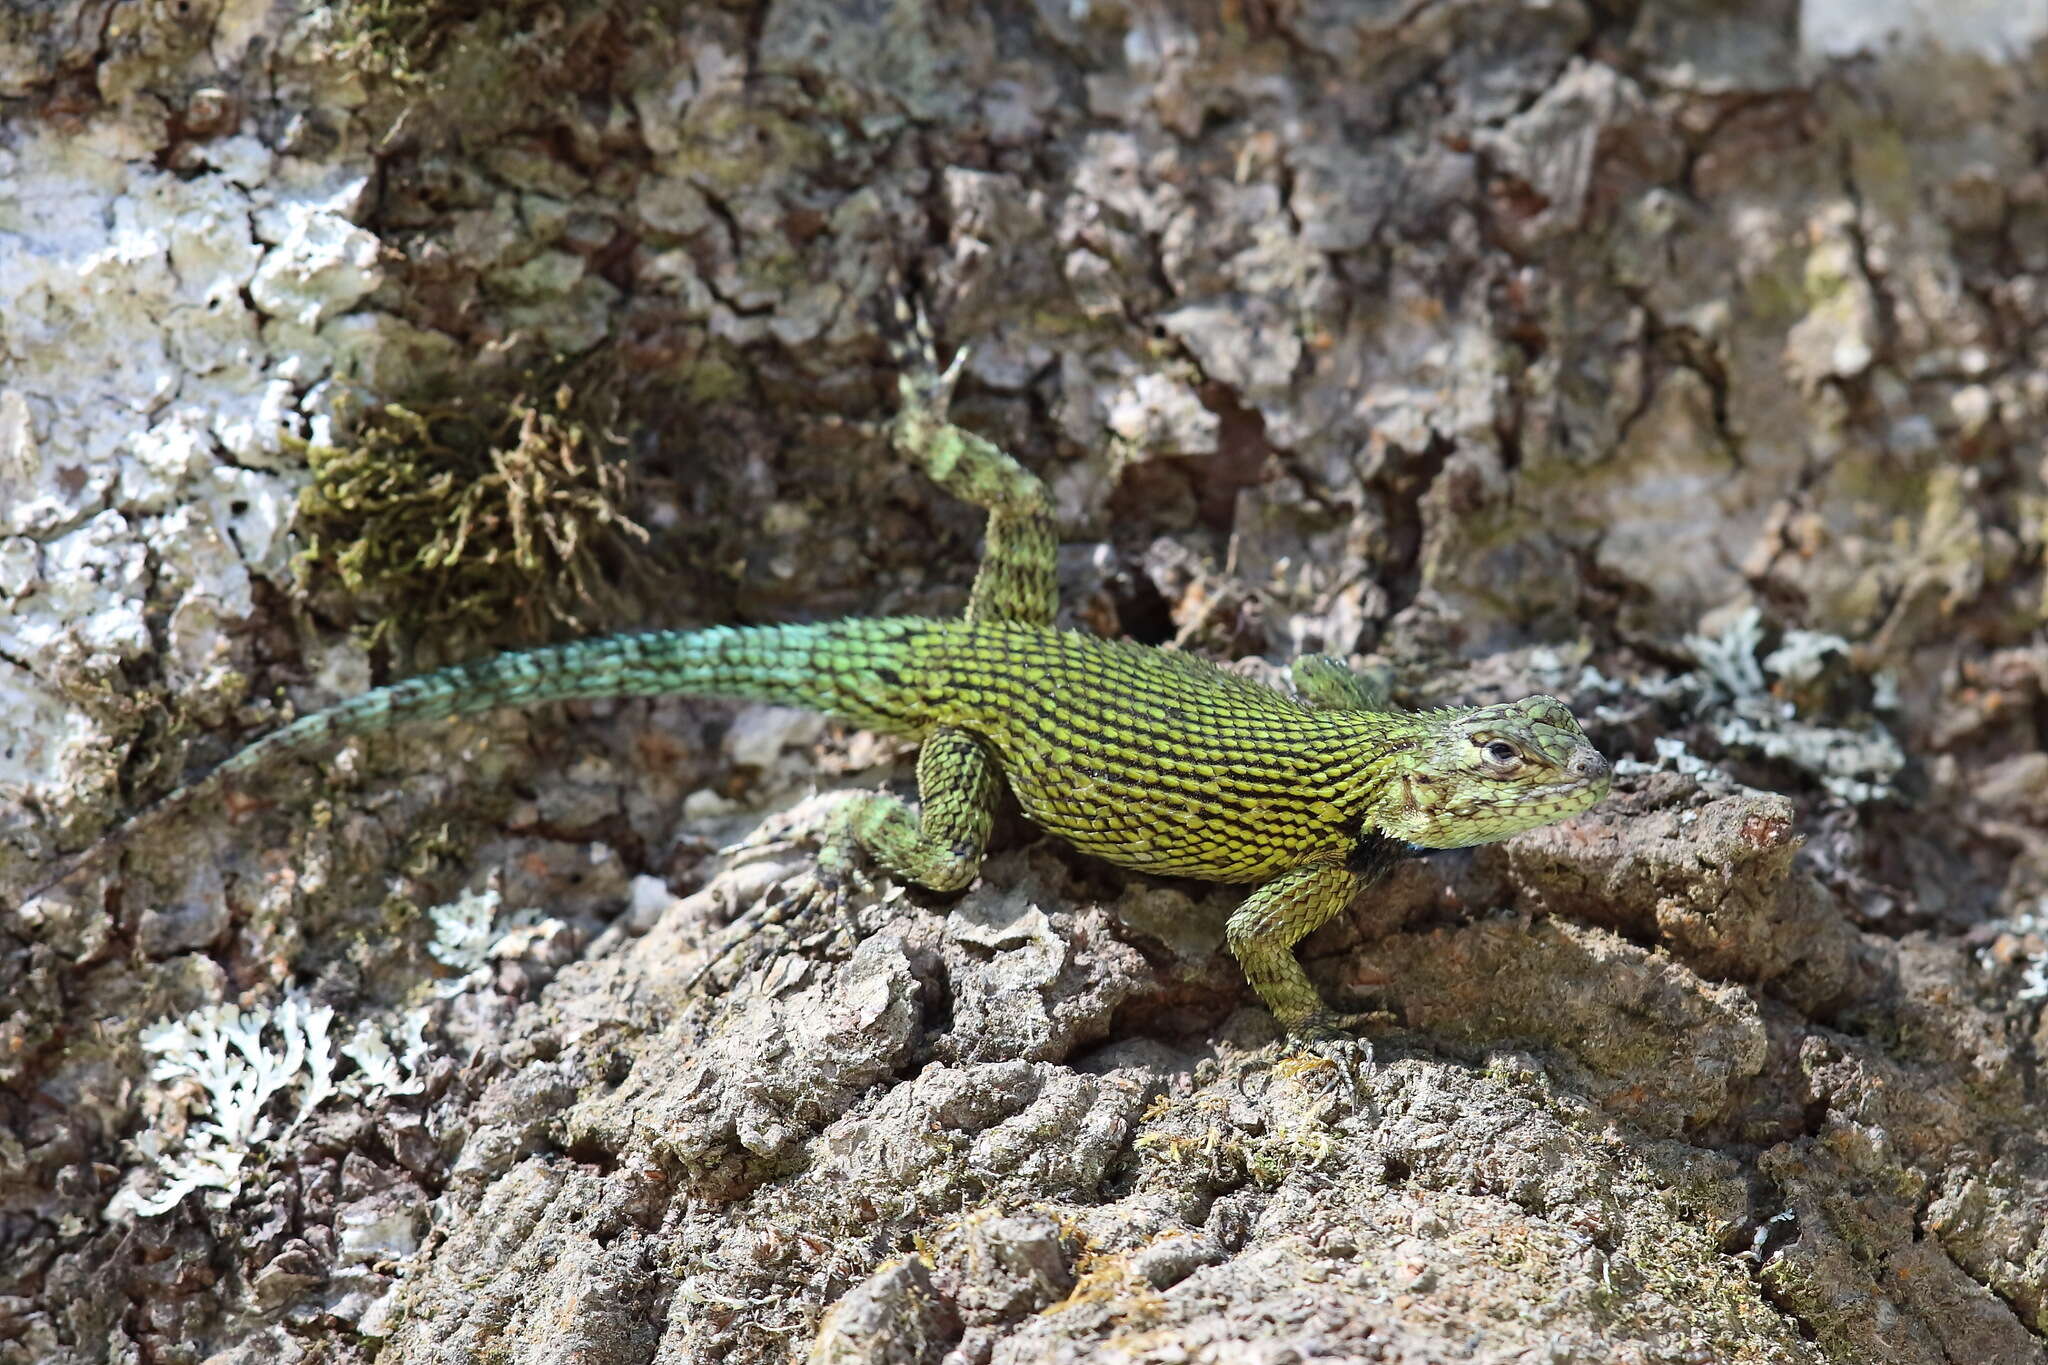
(816, 726, 1000, 895)
(886, 295, 1057, 627)
(690, 727, 1001, 996)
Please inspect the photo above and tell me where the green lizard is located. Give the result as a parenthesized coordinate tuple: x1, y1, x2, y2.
(19, 301, 1611, 1039)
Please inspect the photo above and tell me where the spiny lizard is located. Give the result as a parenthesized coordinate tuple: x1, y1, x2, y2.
(20, 300, 1612, 1039)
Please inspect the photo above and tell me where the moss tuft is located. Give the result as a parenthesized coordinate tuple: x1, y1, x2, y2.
(329, 0, 694, 132)
(294, 366, 655, 659)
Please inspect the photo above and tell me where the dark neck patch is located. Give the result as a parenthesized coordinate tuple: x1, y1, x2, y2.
(1347, 827, 1407, 880)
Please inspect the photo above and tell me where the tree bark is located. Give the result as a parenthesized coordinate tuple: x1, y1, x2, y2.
(3, 2, 2045, 1362)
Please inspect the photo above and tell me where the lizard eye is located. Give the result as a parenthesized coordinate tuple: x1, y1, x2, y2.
(1483, 740, 1520, 766)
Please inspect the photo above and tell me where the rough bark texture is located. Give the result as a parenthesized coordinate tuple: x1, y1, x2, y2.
(4, 1, 2047, 1362)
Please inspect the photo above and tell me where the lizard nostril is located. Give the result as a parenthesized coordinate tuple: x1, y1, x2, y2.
(1573, 751, 1611, 780)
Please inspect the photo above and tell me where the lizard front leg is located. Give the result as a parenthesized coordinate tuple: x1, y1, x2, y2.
(1225, 860, 1369, 1038)
(1289, 655, 1397, 712)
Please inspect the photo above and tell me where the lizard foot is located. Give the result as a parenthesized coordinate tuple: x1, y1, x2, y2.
(1313, 1007, 1399, 1036)
(770, 861, 872, 945)
(1279, 1008, 1400, 1093)
(719, 790, 866, 862)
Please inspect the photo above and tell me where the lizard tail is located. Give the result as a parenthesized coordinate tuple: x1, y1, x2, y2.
(216, 617, 947, 788)
(16, 619, 944, 906)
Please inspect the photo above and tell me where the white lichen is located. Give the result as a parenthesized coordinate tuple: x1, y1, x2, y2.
(1685, 606, 1768, 701)
(1977, 900, 2048, 1004)
(1670, 606, 1904, 804)
(108, 996, 433, 1219)
(1763, 629, 1852, 686)
(423, 884, 568, 997)
(426, 886, 502, 971)
(340, 1013, 431, 1097)
(1613, 735, 1734, 786)
(1710, 710, 1904, 805)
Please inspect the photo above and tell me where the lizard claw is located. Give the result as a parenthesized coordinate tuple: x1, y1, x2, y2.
(882, 284, 969, 415)
(719, 791, 866, 861)
(1280, 1008, 1399, 1097)
(719, 833, 803, 862)
(772, 862, 869, 939)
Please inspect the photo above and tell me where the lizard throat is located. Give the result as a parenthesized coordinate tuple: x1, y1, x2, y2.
(1374, 770, 1610, 850)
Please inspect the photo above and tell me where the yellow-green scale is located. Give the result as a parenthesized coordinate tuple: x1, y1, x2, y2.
(891, 621, 1418, 884)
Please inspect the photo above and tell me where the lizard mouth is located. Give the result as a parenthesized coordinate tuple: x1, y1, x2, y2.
(1519, 760, 1613, 815)
(1517, 778, 1608, 818)
(1567, 748, 1613, 786)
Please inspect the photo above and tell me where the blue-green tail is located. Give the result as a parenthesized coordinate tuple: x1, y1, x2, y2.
(19, 619, 945, 905)
(218, 618, 946, 784)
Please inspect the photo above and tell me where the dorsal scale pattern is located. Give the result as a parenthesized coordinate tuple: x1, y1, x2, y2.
(906, 623, 1412, 882)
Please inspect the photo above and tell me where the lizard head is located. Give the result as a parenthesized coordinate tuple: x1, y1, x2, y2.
(1371, 695, 1611, 849)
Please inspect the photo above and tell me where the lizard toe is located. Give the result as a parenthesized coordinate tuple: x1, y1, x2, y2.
(1283, 1008, 1400, 1092)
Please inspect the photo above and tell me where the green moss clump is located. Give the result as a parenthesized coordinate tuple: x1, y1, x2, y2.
(331, 0, 457, 80)
(334, 0, 635, 85)
(330, 0, 694, 136)
(294, 372, 653, 658)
